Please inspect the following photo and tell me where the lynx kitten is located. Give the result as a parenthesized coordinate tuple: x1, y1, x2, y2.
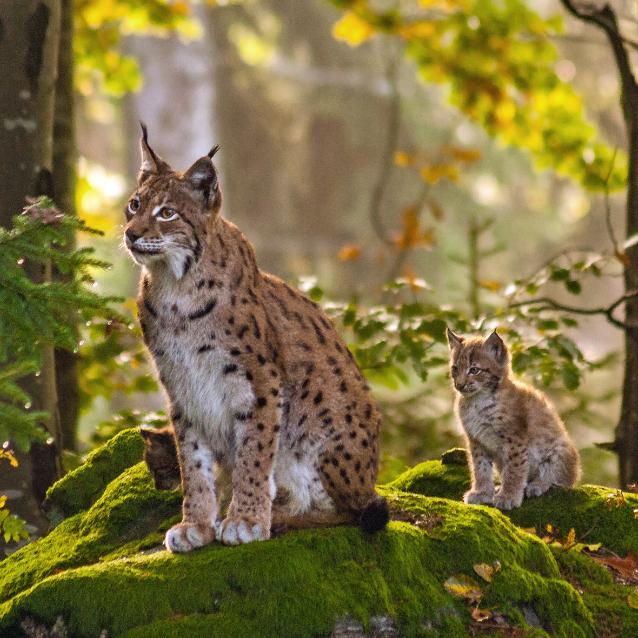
(446, 328, 580, 510)
(124, 126, 388, 552)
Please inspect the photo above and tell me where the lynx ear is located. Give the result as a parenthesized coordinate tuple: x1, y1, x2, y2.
(484, 330, 507, 363)
(139, 425, 159, 442)
(138, 123, 171, 184)
(446, 327, 464, 350)
(184, 149, 221, 211)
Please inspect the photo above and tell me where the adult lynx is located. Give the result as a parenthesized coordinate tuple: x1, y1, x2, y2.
(124, 126, 388, 551)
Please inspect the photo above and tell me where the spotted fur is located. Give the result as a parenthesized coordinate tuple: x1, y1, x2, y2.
(447, 328, 580, 510)
(125, 127, 387, 551)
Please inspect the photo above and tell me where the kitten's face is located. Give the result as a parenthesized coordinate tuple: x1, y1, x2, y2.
(140, 426, 181, 490)
(447, 329, 509, 397)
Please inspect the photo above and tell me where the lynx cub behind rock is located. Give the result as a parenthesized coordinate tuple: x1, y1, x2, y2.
(446, 328, 580, 510)
(124, 126, 388, 552)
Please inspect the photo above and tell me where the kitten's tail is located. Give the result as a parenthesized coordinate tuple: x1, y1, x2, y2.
(358, 495, 390, 533)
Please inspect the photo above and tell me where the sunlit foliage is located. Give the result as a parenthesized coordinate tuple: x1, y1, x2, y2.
(330, 0, 625, 190)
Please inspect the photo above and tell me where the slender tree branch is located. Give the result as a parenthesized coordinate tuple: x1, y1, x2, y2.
(559, 0, 638, 118)
(507, 289, 638, 330)
(369, 48, 402, 245)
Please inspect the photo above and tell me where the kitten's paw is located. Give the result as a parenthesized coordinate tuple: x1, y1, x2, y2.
(493, 488, 523, 510)
(525, 482, 550, 498)
(218, 515, 270, 545)
(463, 490, 494, 505)
(164, 522, 215, 553)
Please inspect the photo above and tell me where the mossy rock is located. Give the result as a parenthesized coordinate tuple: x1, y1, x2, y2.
(388, 455, 638, 555)
(44, 428, 145, 522)
(0, 439, 636, 637)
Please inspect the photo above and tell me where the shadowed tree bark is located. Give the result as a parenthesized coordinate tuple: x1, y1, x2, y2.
(52, 0, 80, 452)
(560, 0, 638, 487)
(0, 0, 63, 537)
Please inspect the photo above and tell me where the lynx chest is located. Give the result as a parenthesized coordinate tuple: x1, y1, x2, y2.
(140, 291, 255, 453)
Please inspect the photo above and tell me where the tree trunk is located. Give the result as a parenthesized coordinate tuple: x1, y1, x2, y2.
(0, 0, 63, 538)
(52, 0, 80, 451)
(616, 94, 638, 487)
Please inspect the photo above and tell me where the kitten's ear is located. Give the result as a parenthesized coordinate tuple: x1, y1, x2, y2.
(183, 145, 221, 212)
(138, 123, 171, 185)
(446, 327, 464, 350)
(139, 426, 157, 442)
(484, 330, 507, 363)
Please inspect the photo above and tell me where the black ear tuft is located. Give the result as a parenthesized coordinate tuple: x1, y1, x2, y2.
(138, 123, 171, 183)
(207, 144, 220, 159)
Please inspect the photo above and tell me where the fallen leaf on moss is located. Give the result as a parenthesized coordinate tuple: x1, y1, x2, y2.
(471, 607, 492, 622)
(473, 561, 501, 582)
(591, 552, 638, 583)
(444, 574, 483, 603)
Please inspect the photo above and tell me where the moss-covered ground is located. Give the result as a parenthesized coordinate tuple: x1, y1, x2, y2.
(0, 431, 636, 637)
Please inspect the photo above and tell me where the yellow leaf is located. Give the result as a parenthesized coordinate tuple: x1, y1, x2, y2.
(628, 589, 638, 610)
(393, 208, 436, 251)
(473, 561, 501, 583)
(565, 528, 576, 549)
(332, 12, 375, 47)
(338, 244, 362, 262)
(478, 279, 502, 292)
(420, 164, 459, 184)
(0, 495, 6, 509)
(397, 264, 431, 292)
(443, 574, 483, 603)
(394, 151, 415, 167)
(521, 527, 538, 536)
(0, 449, 18, 468)
(447, 147, 482, 163)
(471, 607, 493, 622)
(398, 21, 436, 39)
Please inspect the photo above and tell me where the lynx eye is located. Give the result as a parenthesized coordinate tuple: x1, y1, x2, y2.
(468, 366, 480, 375)
(127, 197, 140, 215)
(156, 207, 178, 222)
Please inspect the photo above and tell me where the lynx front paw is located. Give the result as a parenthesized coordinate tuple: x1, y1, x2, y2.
(217, 515, 270, 545)
(463, 490, 494, 505)
(164, 522, 215, 553)
(493, 488, 523, 510)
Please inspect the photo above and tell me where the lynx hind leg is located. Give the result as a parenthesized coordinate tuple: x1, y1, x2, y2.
(525, 442, 581, 498)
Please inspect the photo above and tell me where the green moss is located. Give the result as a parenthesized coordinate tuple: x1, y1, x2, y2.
(0, 463, 180, 603)
(44, 428, 144, 521)
(0, 459, 594, 638)
(389, 453, 638, 555)
(1, 441, 634, 637)
(552, 548, 638, 638)
(0, 499, 593, 638)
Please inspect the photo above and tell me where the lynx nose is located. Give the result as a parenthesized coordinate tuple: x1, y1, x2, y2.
(456, 383, 466, 392)
(125, 229, 141, 244)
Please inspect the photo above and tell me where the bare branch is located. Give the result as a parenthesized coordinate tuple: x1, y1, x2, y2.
(369, 47, 402, 245)
(559, 0, 638, 118)
(507, 289, 638, 330)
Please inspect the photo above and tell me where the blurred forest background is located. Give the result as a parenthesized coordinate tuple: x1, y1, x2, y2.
(3, 0, 638, 545)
